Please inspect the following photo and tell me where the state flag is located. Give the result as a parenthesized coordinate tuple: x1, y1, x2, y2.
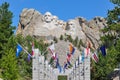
(16, 44, 22, 57)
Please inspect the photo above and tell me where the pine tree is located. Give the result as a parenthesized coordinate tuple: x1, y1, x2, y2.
(53, 36, 58, 43)
(110, 0, 120, 6)
(60, 35, 63, 40)
(0, 2, 15, 58)
(67, 35, 73, 43)
(0, 47, 20, 80)
(73, 36, 78, 47)
(92, 0, 120, 79)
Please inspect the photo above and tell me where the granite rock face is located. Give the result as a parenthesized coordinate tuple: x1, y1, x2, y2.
(16, 9, 107, 49)
(16, 9, 107, 65)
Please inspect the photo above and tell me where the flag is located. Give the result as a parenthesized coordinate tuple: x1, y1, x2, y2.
(100, 45, 106, 56)
(78, 54, 83, 65)
(16, 44, 22, 57)
(48, 44, 55, 55)
(81, 50, 84, 62)
(52, 53, 58, 60)
(67, 58, 71, 65)
(56, 58, 59, 67)
(66, 52, 71, 65)
(69, 44, 75, 55)
(55, 57, 62, 73)
(87, 41, 91, 48)
(52, 52, 56, 59)
(67, 53, 71, 58)
(92, 52, 99, 63)
(63, 62, 68, 69)
(58, 65, 62, 73)
(67, 53, 71, 60)
(78, 56, 80, 65)
(27, 54, 31, 62)
(32, 42, 34, 56)
(84, 48, 90, 57)
(55, 53, 58, 60)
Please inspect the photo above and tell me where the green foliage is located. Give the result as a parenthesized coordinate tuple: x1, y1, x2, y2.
(0, 2, 15, 58)
(60, 35, 63, 40)
(91, 44, 120, 80)
(110, 0, 120, 6)
(67, 35, 73, 42)
(58, 75, 67, 80)
(92, 0, 120, 79)
(0, 34, 49, 80)
(34, 39, 48, 56)
(49, 57, 54, 65)
(77, 39, 83, 49)
(0, 2, 49, 80)
(0, 46, 19, 80)
(53, 36, 58, 43)
(73, 36, 78, 47)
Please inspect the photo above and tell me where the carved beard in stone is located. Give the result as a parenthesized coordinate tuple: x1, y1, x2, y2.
(44, 12, 52, 23)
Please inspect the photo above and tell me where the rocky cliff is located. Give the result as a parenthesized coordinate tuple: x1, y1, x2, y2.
(16, 8, 107, 49)
(16, 8, 107, 65)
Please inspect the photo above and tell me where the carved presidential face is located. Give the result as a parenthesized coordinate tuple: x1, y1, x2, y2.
(44, 12, 52, 23)
(52, 16, 58, 25)
(68, 21, 76, 32)
(58, 20, 64, 27)
(58, 20, 66, 29)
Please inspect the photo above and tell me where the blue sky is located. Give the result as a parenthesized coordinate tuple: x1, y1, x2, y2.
(0, 0, 115, 27)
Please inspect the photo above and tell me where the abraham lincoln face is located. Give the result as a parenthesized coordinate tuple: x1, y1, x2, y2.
(68, 21, 76, 32)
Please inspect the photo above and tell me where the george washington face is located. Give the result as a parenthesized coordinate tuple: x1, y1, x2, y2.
(44, 12, 52, 23)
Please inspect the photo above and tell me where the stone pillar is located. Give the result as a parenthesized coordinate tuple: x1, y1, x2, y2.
(32, 49, 40, 80)
(76, 61, 79, 80)
(38, 55, 45, 80)
(84, 56, 90, 80)
(79, 62, 84, 80)
(45, 60, 48, 80)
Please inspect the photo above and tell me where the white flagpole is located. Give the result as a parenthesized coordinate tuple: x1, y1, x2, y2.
(41, 49, 48, 56)
(17, 43, 33, 58)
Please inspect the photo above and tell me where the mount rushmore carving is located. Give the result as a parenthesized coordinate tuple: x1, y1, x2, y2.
(16, 8, 107, 50)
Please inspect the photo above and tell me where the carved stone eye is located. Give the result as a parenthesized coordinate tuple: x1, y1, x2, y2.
(69, 23, 73, 26)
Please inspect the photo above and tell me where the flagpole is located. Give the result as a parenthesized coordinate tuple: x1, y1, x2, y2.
(17, 43, 33, 58)
(41, 49, 48, 56)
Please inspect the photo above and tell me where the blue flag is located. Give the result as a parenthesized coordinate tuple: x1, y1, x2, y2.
(16, 44, 22, 57)
(56, 58, 59, 67)
(27, 54, 31, 62)
(81, 50, 84, 62)
(67, 60, 71, 65)
(100, 45, 106, 56)
(56, 58, 62, 73)
(63, 62, 68, 69)
(72, 47, 75, 55)
(58, 65, 62, 73)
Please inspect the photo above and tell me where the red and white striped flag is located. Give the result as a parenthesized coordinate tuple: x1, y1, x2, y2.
(92, 52, 99, 63)
(32, 42, 34, 56)
(48, 44, 55, 55)
(84, 48, 90, 57)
